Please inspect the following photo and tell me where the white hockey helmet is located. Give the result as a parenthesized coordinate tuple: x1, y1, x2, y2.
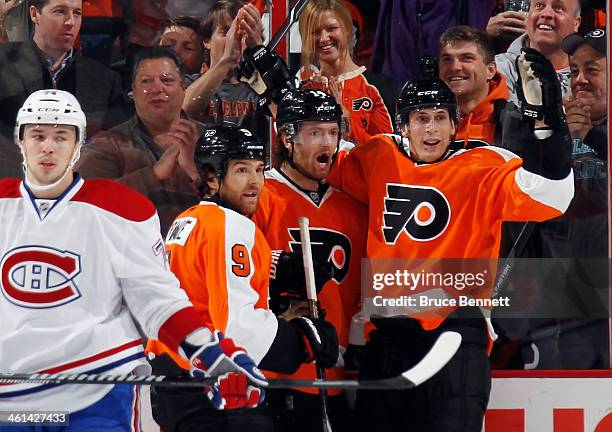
(15, 89, 87, 145)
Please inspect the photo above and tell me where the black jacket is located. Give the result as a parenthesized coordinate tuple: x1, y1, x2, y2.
(0, 40, 131, 142)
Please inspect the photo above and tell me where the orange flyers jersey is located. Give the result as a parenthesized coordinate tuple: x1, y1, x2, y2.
(328, 134, 574, 330)
(148, 201, 278, 369)
(253, 168, 367, 394)
(299, 66, 393, 146)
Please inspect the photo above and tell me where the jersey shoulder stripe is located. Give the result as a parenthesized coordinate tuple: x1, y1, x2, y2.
(72, 179, 156, 222)
(471, 145, 520, 162)
(0, 178, 22, 199)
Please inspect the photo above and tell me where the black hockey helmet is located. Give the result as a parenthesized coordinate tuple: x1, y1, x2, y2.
(195, 124, 265, 179)
(395, 78, 458, 130)
(276, 88, 343, 138)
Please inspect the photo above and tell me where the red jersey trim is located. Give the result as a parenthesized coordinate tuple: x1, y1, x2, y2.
(72, 179, 156, 222)
(0, 339, 143, 389)
(0, 178, 22, 198)
(157, 307, 206, 352)
(492, 370, 612, 379)
(41, 339, 143, 373)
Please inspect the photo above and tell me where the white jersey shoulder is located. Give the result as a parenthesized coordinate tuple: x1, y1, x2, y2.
(0, 178, 192, 412)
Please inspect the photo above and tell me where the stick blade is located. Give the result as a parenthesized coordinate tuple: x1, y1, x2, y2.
(401, 331, 462, 387)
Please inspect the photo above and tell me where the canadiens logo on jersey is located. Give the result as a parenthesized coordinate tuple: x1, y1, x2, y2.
(383, 184, 451, 244)
(352, 97, 372, 111)
(287, 228, 352, 283)
(0, 246, 82, 308)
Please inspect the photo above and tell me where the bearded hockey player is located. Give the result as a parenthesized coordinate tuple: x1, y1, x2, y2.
(327, 50, 575, 431)
(147, 124, 340, 432)
(0, 90, 266, 432)
(252, 88, 367, 431)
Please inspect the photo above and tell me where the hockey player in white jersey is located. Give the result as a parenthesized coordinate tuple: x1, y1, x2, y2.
(0, 90, 267, 431)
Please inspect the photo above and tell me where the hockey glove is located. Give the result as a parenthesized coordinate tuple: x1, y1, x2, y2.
(515, 48, 567, 132)
(238, 45, 296, 104)
(181, 330, 267, 410)
(290, 316, 339, 369)
(269, 250, 334, 313)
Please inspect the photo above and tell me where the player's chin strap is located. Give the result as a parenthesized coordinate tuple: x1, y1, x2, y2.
(20, 143, 82, 193)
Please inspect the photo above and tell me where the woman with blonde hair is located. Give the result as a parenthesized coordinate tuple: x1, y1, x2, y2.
(298, 0, 392, 146)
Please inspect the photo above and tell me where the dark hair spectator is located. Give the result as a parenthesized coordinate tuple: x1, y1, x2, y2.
(131, 45, 185, 83)
(440, 25, 496, 65)
(0, 0, 131, 160)
(370, 0, 497, 86)
(157, 16, 205, 78)
(77, 45, 205, 235)
(199, 0, 245, 43)
(182, 0, 270, 148)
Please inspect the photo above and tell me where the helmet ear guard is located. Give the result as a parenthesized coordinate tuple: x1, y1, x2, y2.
(284, 122, 297, 141)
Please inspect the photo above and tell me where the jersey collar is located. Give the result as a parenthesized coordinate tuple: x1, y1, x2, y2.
(267, 168, 332, 207)
(21, 174, 84, 222)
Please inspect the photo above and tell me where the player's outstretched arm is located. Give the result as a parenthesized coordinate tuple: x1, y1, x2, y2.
(515, 47, 573, 181)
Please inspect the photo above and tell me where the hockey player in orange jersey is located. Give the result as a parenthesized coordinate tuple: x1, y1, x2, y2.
(327, 50, 575, 431)
(147, 125, 340, 432)
(252, 88, 367, 431)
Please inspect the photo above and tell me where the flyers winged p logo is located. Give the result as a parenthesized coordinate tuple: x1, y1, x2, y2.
(383, 184, 451, 244)
(352, 97, 372, 111)
(287, 228, 352, 283)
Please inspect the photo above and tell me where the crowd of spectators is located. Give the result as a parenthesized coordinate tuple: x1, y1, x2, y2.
(0, 0, 608, 372)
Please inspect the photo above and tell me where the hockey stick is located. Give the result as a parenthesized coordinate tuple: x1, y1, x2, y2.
(0, 331, 461, 389)
(299, 216, 333, 432)
(238, 0, 309, 80)
(267, 0, 310, 52)
(492, 221, 536, 299)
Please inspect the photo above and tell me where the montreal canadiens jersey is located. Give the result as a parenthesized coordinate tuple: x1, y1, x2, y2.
(0, 176, 195, 412)
(253, 169, 367, 395)
(327, 134, 574, 330)
(151, 201, 278, 367)
(299, 66, 393, 146)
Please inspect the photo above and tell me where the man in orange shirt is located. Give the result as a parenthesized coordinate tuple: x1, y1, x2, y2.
(149, 124, 339, 432)
(253, 88, 367, 431)
(438, 25, 529, 152)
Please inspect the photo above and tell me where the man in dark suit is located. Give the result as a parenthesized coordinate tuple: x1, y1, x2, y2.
(0, 0, 131, 148)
